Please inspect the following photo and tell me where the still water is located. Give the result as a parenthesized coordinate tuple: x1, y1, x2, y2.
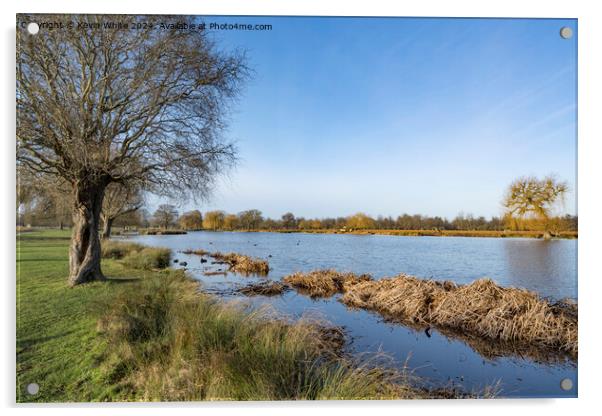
(125, 231, 578, 398)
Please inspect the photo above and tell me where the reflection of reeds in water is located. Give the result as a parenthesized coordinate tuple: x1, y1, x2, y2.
(284, 270, 577, 361)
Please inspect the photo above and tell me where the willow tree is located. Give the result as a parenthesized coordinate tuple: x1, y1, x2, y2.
(17, 15, 247, 285)
(503, 175, 568, 237)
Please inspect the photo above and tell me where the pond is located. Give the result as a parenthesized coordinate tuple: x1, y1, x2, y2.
(124, 231, 578, 398)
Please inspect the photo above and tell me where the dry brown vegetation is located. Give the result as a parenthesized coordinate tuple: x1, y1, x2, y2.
(180, 248, 270, 275)
(182, 248, 210, 256)
(239, 281, 290, 297)
(283, 269, 372, 298)
(343, 276, 577, 358)
(285, 270, 577, 358)
(203, 271, 228, 276)
(210, 252, 270, 275)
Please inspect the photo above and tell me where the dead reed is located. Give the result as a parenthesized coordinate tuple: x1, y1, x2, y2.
(239, 281, 290, 297)
(180, 248, 270, 275)
(340, 275, 577, 357)
(283, 269, 372, 298)
(181, 249, 210, 256)
(211, 252, 270, 275)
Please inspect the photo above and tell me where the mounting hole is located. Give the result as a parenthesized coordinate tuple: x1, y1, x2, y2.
(560, 26, 573, 39)
(560, 378, 573, 391)
(26, 382, 39, 395)
(27, 22, 39, 35)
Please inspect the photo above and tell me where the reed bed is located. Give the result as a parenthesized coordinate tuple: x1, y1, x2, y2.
(283, 270, 577, 358)
(340, 275, 577, 357)
(179, 248, 270, 275)
(211, 252, 270, 275)
(181, 249, 210, 256)
(283, 269, 372, 298)
(239, 281, 290, 297)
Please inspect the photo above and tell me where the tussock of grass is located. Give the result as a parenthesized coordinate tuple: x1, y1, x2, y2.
(239, 281, 289, 297)
(283, 269, 372, 298)
(96, 271, 433, 400)
(121, 247, 172, 270)
(211, 252, 270, 275)
(340, 275, 577, 358)
(101, 240, 146, 259)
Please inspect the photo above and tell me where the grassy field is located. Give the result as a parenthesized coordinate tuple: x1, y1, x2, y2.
(17, 230, 479, 402)
(16, 229, 164, 401)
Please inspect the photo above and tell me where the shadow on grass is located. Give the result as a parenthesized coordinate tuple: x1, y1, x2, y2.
(106, 277, 141, 284)
(17, 235, 71, 241)
(16, 258, 68, 263)
(17, 330, 78, 351)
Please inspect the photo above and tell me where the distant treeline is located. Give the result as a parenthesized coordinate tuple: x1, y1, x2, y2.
(172, 209, 578, 233)
(18, 205, 577, 233)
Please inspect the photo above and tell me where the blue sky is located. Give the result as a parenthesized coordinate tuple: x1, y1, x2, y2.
(169, 17, 577, 220)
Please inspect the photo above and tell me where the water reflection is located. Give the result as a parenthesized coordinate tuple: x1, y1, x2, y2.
(503, 239, 577, 299)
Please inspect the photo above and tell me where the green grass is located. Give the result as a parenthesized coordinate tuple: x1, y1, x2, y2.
(16, 230, 169, 402)
(18, 230, 463, 402)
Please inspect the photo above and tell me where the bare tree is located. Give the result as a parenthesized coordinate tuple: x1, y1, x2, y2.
(153, 204, 178, 229)
(281, 212, 296, 230)
(178, 210, 203, 230)
(101, 182, 143, 239)
(238, 209, 263, 230)
(17, 15, 247, 285)
(17, 171, 71, 229)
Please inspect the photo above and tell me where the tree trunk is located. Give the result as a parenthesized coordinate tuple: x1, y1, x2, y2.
(101, 216, 114, 240)
(68, 181, 107, 286)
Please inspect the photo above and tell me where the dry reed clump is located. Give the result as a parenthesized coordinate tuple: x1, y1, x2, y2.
(283, 269, 372, 298)
(341, 275, 577, 357)
(340, 274, 456, 325)
(203, 271, 228, 277)
(211, 252, 270, 275)
(238, 281, 290, 297)
(181, 249, 210, 256)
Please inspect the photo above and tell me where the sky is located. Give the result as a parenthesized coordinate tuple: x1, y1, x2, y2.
(162, 16, 577, 220)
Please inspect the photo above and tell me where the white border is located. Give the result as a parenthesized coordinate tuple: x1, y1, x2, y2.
(2, 1, 601, 415)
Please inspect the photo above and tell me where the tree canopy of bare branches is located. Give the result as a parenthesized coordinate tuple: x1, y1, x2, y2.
(17, 14, 248, 285)
(101, 182, 144, 238)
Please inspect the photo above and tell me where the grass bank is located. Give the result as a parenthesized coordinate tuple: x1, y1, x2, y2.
(17, 230, 481, 402)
